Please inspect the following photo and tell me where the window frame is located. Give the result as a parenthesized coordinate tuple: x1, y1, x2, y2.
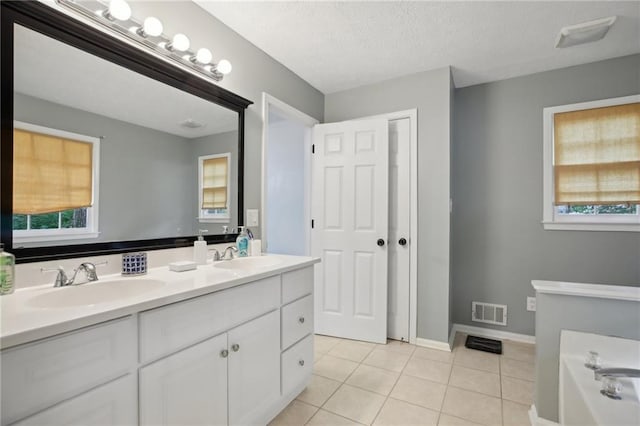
(198, 152, 231, 223)
(12, 121, 101, 243)
(542, 95, 640, 232)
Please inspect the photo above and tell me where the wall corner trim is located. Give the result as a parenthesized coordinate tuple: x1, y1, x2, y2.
(451, 323, 536, 345)
(415, 337, 452, 352)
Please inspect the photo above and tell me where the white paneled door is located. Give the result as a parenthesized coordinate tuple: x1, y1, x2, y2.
(311, 118, 389, 344)
(387, 118, 411, 341)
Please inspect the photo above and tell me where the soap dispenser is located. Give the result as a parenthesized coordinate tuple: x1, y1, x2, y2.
(194, 229, 208, 265)
(236, 226, 249, 257)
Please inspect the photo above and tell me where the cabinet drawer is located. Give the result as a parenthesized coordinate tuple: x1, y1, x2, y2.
(282, 267, 313, 305)
(13, 375, 137, 426)
(140, 276, 280, 363)
(281, 334, 313, 397)
(281, 294, 313, 350)
(1, 316, 136, 426)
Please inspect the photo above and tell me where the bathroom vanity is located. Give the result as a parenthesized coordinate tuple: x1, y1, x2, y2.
(1, 255, 318, 426)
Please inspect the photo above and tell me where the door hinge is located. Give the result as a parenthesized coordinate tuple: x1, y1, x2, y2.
(312, 144, 315, 154)
(311, 219, 315, 229)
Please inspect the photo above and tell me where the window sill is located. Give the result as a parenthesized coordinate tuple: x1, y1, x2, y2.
(542, 222, 640, 232)
(198, 218, 230, 224)
(13, 232, 101, 244)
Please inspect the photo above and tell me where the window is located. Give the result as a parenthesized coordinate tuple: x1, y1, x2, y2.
(543, 95, 640, 231)
(198, 153, 231, 222)
(12, 122, 100, 243)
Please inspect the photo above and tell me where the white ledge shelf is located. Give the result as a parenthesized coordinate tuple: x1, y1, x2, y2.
(531, 280, 640, 302)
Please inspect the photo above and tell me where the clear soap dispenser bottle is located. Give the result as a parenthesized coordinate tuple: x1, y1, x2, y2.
(236, 226, 249, 257)
(0, 243, 15, 295)
(194, 229, 208, 265)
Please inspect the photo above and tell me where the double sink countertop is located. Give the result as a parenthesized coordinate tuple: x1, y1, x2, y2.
(1, 254, 319, 349)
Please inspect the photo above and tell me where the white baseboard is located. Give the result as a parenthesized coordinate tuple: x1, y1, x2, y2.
(415, 337, 452, 352)
(528, 405, 559, 426)
(451, 323, 536, 345)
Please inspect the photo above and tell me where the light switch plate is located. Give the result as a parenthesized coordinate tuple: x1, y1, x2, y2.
(246, 209, 259, 227)
(526, 297, 536, 312)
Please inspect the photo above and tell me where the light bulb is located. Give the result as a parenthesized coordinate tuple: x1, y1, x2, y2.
(194, 48, 212, 64)
(216, 59, 232, 74)
(142, 17, 163, 37)
(107, 0, 131, 21)
(169, 33, 190, 52)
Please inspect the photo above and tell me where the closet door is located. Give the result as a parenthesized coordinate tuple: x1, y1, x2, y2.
(311, 118, 389, 344)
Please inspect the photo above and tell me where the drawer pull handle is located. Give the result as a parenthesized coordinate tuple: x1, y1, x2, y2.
(231, 343, 240, 352)
(299, 359, 305, 366)
(298, 317, 305, 324)
(220, 349, 229, 358)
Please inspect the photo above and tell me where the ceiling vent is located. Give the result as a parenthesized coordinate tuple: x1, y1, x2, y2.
(555, 16, 617, 48)
(180, 118, 204, 129)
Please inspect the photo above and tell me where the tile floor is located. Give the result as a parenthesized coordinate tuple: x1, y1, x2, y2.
(270, 333, 536, 426)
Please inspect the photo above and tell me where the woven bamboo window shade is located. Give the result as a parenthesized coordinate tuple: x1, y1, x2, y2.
(202, 156, 228, 209)
(554, 102, 640, 205)
(13, 129, 93, 214)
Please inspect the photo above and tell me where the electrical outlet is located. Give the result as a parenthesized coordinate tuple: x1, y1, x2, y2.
(526, 297, 536, 312)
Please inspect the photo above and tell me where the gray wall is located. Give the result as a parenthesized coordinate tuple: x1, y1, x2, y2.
(14, 93, 195, 246)
(535, 292, 640, 421)
(325, 67, 452, 343)
(131, 1, 325, 238)
(452, 55, 640, 337)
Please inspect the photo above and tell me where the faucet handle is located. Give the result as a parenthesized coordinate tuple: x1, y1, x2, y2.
(209, 248, 221, 261)
(41, 266, 69, 287)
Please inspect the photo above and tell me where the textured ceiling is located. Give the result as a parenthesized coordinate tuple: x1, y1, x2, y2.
(14, 24, 237, 139)
(195, 1, 640, 94)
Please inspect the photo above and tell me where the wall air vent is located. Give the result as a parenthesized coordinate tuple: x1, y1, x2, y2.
(471, 301, 507, 326)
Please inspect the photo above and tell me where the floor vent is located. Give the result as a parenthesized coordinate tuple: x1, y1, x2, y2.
(471, 301, 507, 326)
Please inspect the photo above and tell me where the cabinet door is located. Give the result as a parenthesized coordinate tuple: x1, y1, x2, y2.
(13, 375, 136, 426)
(139, 333, 228, 426)
(228, 310, 281, 425)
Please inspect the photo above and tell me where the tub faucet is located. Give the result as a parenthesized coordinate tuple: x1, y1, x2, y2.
(594, 367, 640, 381)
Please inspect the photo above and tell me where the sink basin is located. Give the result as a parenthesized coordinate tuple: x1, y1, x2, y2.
(27, 278, 166, 308)
(214, 256, 282, 270)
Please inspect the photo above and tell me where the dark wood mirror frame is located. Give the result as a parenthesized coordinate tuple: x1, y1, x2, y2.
(1, 1, 253, 263)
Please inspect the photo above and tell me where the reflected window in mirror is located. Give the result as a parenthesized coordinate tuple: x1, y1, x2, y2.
(199, 153, 231, 223)
(12, 122, 100, 244)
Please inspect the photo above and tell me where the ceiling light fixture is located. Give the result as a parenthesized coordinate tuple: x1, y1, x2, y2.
(56, 0, 231, 82)
(555, 16, 617, 49)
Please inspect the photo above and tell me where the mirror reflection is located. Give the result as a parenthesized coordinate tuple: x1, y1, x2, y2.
(13, 25, 239, 248)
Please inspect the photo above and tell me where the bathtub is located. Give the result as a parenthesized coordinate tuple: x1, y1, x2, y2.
(559, 330, 640, 426)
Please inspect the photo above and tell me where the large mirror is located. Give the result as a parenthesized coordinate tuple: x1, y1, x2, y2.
(1, 1, 252, 262)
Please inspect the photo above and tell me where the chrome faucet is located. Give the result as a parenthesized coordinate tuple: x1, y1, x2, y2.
(42, 261, 106, 287)
(594, 367, 640, 381)
(222, 246, 238, 260)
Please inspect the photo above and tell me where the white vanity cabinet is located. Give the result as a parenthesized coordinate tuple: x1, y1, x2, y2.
(1, 261, 317, 426)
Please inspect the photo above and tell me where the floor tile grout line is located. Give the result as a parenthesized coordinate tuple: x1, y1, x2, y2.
(367, 351, 410, 426)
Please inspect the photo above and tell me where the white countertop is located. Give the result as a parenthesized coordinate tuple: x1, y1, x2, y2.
(531, 280, 640, 302)
(1, 254, 319, 349)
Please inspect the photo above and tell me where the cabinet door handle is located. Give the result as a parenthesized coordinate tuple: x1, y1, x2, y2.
(298, 316, 305, 324)
(231, 343, 240, 352)
(299, 359, 305, 366)
(220, 349, 229, 358)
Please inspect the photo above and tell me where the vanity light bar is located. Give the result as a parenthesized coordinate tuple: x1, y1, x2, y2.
(56, 0, 231, 82)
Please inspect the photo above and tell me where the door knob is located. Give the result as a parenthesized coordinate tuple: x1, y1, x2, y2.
(377, 238, 385, 247)
(220, 349, 229, 358)
(231, 343, 240, 352)
(399, 238, 407, 246)
(298, 316, 305, 324)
